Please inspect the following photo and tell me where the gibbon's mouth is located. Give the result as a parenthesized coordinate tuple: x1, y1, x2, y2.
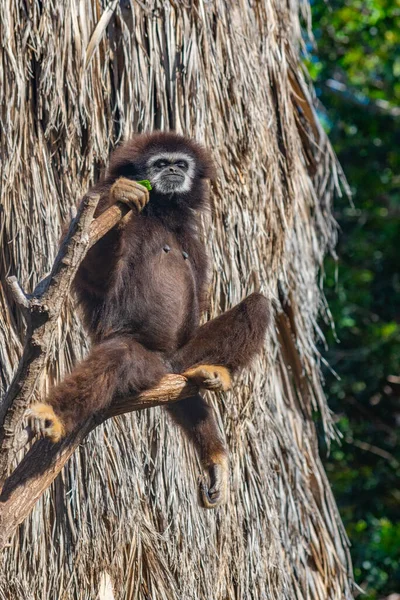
(164, 173, 185, 182)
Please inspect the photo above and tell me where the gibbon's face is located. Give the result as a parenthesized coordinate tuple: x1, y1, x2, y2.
(145, 152, 196, 195)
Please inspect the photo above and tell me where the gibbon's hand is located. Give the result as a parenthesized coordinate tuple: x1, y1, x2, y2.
(110, 177, 150, 213)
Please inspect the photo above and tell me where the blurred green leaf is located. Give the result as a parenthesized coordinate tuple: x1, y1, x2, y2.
(308, 1, 400, 597)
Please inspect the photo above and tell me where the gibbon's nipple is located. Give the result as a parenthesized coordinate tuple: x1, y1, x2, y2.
(162, 245, 189, 259)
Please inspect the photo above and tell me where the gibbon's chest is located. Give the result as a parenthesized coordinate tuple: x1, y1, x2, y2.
(114, 218, 200, 350)
(121, 219, 194, 280)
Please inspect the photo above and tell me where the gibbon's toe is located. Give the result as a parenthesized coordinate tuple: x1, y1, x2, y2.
(198, 455, 229, 509)
(183, 365, 231, 392)
(26, 403, 65, 443)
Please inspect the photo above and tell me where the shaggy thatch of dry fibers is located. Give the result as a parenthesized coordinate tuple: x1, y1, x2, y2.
(0, 1, 354, 599)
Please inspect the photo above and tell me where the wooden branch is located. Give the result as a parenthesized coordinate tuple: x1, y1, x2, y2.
(0, 194, 97, 485)
(0, 197, 131, 485)
(88, 201, 130, 247)
(0, 375, 199, 551)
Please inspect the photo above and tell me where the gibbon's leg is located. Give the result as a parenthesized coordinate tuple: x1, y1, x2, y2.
(27, 336, 167, 442)
(169, 292, 270, 508)
(166, 394, 228, 509)
(176, 292, 270, 379)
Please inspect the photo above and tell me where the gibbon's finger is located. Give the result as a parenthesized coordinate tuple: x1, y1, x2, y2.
(25, 404, 65, 443)
(115, 191, 144, 213)
(24, 409, 43, 437)
(132, 190, 149, 211)
(110, 179, 138, 200)
(25, 408, 48, 438)
(130, 181, 150, 193)
(115, 180, 149, 194)
(130, 182, 150, 208)
(113, 183, 143, 197)
(133, 191, 148, 210)
(114, 179, 149, 198)
(110, 177, 130, 193)
(114, 184, 148, 211)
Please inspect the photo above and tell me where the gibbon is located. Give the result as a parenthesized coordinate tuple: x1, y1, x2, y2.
(28, 132, 270, 508)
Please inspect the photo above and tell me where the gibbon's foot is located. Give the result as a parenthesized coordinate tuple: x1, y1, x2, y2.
(183, 365, 231, 392)
(198, 454, 229, 509)
(110, 177, 149, 213)
(25, 403, 65, 443)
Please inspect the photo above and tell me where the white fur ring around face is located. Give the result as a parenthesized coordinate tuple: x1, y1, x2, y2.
(146, 152, 195, 194)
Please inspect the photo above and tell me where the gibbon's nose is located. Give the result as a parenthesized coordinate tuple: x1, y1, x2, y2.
(168, 166, 178, 173)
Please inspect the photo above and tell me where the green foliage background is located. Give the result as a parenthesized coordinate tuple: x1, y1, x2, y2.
(308, 1, 400, 598)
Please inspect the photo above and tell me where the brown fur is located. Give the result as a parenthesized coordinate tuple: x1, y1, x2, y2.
(29, 132, 270, 507)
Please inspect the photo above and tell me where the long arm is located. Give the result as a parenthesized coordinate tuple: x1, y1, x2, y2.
(73, 178, 150, 301)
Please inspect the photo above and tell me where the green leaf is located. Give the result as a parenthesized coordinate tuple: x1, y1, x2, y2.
(137, 179, 152, 191)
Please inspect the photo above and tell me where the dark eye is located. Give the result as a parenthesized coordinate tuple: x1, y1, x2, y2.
(153, 159, 169, 169)
(175, 160, 188, 170)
